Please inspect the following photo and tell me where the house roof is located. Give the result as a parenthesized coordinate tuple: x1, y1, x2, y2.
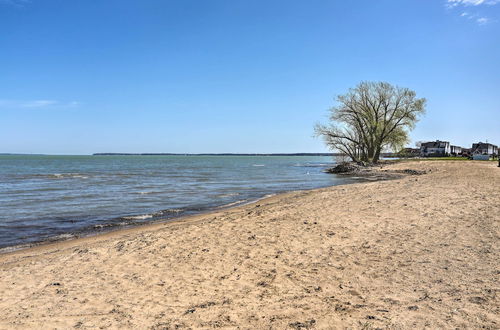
(421, 140, 450, 148)
(472, 142, 498, 148)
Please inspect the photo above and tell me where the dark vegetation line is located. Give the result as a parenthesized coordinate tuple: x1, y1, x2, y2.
(92, 153, 343, 156)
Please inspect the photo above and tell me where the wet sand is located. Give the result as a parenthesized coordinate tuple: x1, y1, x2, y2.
(0, 161, 498, 329)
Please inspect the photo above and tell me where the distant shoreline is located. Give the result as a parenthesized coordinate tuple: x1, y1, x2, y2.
(1, 153, 340, 156)
(2, 153, 401, 157)
(92, 152, 340, 156)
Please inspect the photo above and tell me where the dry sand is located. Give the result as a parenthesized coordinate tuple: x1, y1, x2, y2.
(0, 161, 498, 329)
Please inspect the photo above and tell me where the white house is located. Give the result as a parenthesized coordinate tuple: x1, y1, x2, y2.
(472, 142, 498, 156)
(420, 140, 451, 157)
(450, 145, 462, 156)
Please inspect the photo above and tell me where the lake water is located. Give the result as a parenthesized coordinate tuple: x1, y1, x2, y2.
(0, 155, 363, 249)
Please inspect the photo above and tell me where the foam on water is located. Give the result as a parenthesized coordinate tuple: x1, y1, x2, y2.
(122, 214, 154, 220)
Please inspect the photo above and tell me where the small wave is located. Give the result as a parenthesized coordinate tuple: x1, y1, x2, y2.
(153, 209, 184, 216)
(49, 173, 89, 179)
(217, 200, 248, 208)
(252, 164, 265, 167)
(136, 191, 161, 195)
(216, 192, 240, 198)
(51, 233, 75, 240)
(120, 209, 185, 222)
(263, 193, 276, 199)
(0, 245, 24, 253)
(122, 214, 154, 220)
(14, 173, 90, 180)
(294, 163, 333, 168)
(94, 223, 117, 229)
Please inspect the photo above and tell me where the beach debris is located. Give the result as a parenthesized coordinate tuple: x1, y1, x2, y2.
(184, 301, 217, 314)
(326, 162, 360, 174)
(257, 281, 269, 287)
(115, 241, 126, 252)
(304, 286, 321, 293)
(397, 169, 427, 175)
(76, 248, 89, 254)
(151, 321, 186, 329)
(468, 296, 487, 304)
(407, 305, 419, 310)
(334, 304, 347, 312)
(289, 319, 316, 329)
(197, 301, 216, 308)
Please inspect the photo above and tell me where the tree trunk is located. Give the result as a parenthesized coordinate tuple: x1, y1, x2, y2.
(372, 147, 382, 163)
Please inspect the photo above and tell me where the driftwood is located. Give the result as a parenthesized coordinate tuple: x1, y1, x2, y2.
(326, 162, 428, 179)
(325, 162, 361, 174)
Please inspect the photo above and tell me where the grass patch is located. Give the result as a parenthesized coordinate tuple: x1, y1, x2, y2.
(390, 157, 498, 162)
(419, 157, 470, 161)
(388, 157, 469, 162)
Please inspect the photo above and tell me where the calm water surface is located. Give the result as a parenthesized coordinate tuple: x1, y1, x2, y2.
(0, 155, 363, 249)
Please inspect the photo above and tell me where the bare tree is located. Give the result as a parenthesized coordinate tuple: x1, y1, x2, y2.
(315, 81, 426, 164)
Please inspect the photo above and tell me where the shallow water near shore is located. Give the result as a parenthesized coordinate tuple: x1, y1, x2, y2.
(0, 155, 366, 249)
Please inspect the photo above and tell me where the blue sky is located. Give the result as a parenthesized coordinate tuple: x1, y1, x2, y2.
(1, 0, 499, 154)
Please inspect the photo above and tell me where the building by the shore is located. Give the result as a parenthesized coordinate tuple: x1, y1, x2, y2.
(408, 140, 498, 159)
(420, 140, 451, 157)
(450, 145, 462, 156)
(471, 142, 498, 155)
(461, 148, 472, 157)
(471, 142, 498, 160)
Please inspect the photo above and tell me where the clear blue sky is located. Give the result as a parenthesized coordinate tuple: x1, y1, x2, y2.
(1, 0, 499, 154)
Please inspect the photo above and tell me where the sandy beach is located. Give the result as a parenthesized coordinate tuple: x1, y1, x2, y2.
(0, 160, 498, 329)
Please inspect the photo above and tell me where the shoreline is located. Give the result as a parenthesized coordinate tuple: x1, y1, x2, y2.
(0, 192, 280, 257)
(0, 154, 345, 251)
(1, 160, 498, 328)
(0, 162, 406, 257)
(0, 170, 386, 256)
(0, 165, 399, 255)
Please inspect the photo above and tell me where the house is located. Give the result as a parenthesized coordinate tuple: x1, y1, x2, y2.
(471, 142, 498, 156)
(461, 148, 472, 157)
(420, 140, 450, 157)
(450, 145, 462, 156)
